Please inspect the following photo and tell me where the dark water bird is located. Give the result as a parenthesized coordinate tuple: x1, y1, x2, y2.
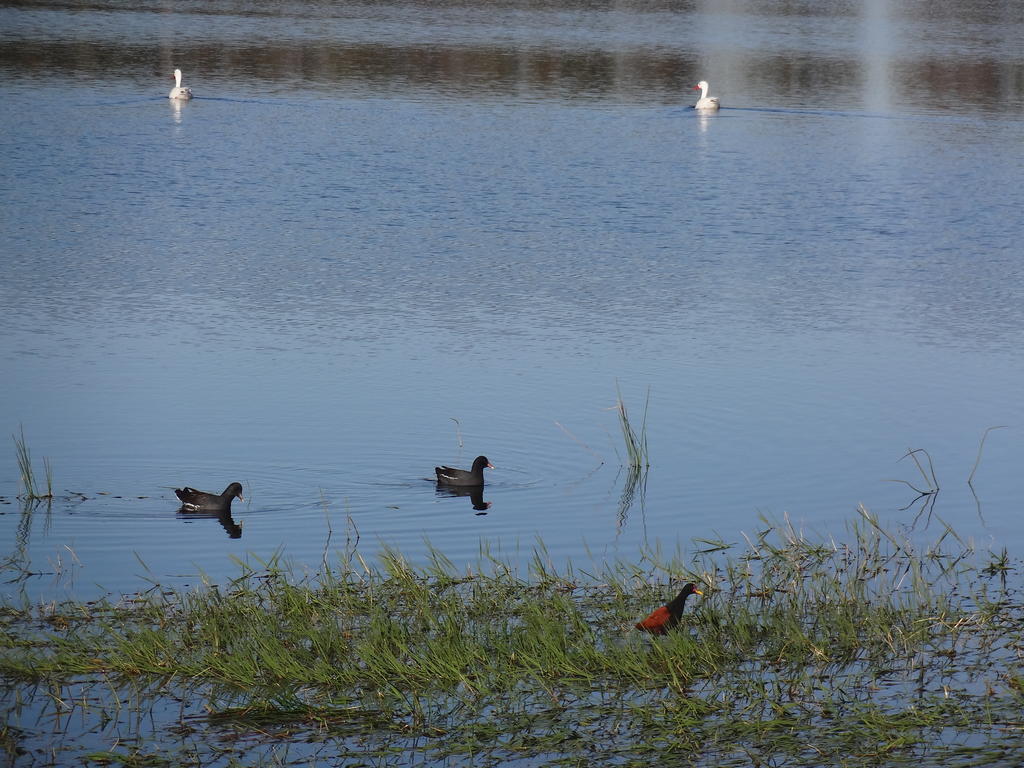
(174, 482, 244, 512)
(435, 455, 493, 486)
(635, 582, 703, 635)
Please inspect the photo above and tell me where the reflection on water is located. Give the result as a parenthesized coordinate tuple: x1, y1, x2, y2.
(168, 96, 187, 123)
(615, 466, 647, 542)
(13, 498, 51, 564)
(177, 508, 243, 538)
(1, 0, 1023, 111)
(435, 483, 491, 514)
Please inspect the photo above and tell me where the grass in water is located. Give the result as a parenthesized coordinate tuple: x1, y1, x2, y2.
(12, 425, 52, 500)
(615, 383, 649, 469)
(2, 510, 1022, 766)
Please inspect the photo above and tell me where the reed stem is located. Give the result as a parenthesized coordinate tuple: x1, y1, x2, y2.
(615, 383, 650, 469)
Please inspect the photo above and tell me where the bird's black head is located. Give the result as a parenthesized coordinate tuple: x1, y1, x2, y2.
(224, 482, 244, 501)
(665, 582, 704, 618)
(472, 456, 494, 471)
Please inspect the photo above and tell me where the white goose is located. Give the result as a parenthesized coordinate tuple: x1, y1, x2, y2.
(168, 68, 193, 100)
(692, 80, 720, 111)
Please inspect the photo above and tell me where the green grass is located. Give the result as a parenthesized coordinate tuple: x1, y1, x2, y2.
(615, 383, 649, 470)
(2, 510, 1022, 765)
(12, 425, 52, 500)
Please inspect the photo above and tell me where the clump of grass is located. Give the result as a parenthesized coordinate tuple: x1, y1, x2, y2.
(615, 383, 649, 469)
(12, 426, 52, 500)
(1, 512, 1021, 766)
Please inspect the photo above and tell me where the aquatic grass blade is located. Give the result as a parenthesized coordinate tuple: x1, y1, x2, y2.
(12, 426, 53, 500)
(13, 425, 36, 498)
(615, 383, 650, 469)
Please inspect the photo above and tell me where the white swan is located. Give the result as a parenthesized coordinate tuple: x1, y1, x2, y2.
(692, 80, 720, 111)
(169, 69, 193, 100)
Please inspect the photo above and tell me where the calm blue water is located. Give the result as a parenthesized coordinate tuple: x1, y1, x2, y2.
(2, 0, 1024, 605)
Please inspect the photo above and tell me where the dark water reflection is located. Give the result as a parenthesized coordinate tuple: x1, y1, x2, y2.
(2, 0, 1023, 111)
(435, 482, 492, 514)
(177, 508, 244, 538)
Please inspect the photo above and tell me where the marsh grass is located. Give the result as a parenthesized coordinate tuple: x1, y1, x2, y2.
(12, 426, 52, 500)
(2, 511, 1022, 766)
(614, 383, 649, 470)
(969, 425, 1007, 486)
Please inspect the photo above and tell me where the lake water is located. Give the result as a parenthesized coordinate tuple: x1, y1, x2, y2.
(2, 0, 1024, 605)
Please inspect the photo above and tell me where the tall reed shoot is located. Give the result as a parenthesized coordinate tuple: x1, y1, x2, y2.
(13, 426, 53, 499)
(615, 384, 649, 469)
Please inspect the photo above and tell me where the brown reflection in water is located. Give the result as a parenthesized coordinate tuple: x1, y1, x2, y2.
(892, 59, 1023, 113)
(744, 54, 862, 104)
(1, 3, 1023, 110)
(0, 39, 707, 102)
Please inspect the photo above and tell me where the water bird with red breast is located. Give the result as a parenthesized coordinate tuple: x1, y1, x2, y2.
(635, 582, 703, 635)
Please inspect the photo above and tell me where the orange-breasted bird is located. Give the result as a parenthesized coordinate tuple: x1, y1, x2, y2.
(635, 582, 703, 635)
